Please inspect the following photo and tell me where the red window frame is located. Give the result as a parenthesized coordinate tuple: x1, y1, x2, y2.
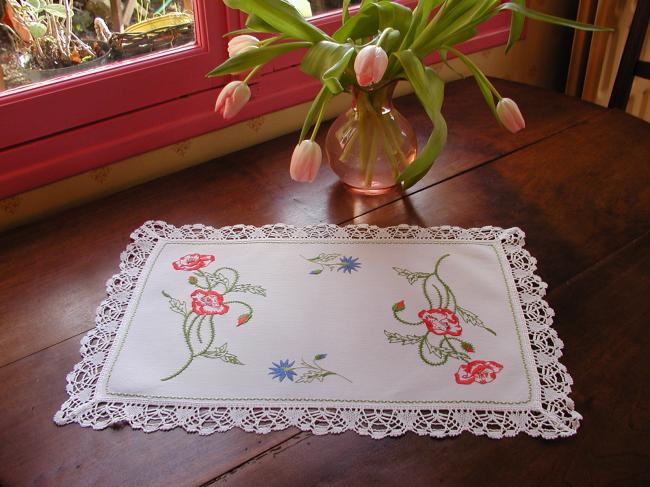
(0, 1, 512, 199)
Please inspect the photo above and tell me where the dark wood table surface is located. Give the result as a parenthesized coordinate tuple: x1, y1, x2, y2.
(1, 78, 649, 486)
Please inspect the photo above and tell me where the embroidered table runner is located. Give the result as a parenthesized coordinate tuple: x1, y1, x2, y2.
(55, 222, 580, 439)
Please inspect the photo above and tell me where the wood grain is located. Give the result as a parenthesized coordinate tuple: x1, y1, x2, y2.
(0, 78, 647, 487)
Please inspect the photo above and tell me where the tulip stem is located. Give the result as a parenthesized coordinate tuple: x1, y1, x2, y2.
(243, 65, 262, 83)
(310, 98, 328, 142)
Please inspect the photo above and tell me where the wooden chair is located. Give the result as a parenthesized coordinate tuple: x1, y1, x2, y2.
(609, 0, 650, 109)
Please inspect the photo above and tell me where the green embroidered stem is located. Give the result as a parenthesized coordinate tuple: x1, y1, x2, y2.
(160, 354, 195, 382)
(418, 333, 447, 367)
(433, 254, 451, 308)
(224, 300, 254, 319)
(196, 315, 206, 344)
(422, 274, 435, 308)
(393, 308, 424, 326)
(197, 316, 216, 356)
(161, 313, 200, 381)
(184, 314, 200, 352)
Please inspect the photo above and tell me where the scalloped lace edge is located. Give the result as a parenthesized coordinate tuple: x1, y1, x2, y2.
(54, 221, 581, 439)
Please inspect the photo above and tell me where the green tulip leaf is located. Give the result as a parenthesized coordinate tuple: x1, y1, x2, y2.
(299, 85, 333, 143)
(224, 0, 328, 42)
(333, 1, 411, 43)
(301, 40, 355, 93)
(394, 50, 448, 189)
(505, 0, 525, 53)
(497, 2, 614, 32)
(206, 41, 312, 77)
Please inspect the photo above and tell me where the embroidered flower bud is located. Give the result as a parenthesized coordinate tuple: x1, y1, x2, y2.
(289, 140, 322, 183)
(496, 98, 526, 133)
(461, 341, 475, 353)
(188, 276, 198, 285)
(237, 314, 251, 326)
(214, 81, 251, 120)
(227, 34, 260, 57)
(392, 300, 406, 312)
(354, 45, 389, 87)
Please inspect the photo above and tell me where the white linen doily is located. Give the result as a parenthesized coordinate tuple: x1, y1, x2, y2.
(54, 221, 580, 439)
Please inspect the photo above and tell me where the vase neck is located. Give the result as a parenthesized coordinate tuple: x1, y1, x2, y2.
(352, 81, 397, 112)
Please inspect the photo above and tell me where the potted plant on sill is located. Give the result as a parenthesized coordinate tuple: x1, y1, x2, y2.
(2, 0, 109, 83)
(208, 0, 612, 195)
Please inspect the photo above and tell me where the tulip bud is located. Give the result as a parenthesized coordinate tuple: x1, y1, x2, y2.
(354, 45, 389, 87)
(289, 140, 322, 183)
(227, 35, 260, 57)
(496, 98, 525, 133)
(214, 81, 251, 120)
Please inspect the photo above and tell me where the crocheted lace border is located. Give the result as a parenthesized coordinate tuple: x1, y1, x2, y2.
(54, 221, 581, 439)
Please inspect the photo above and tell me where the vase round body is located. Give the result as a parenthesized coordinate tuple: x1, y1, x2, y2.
(326, 82, 417, 195)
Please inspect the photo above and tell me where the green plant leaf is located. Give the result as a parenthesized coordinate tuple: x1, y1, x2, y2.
(393, 50, 448, 189)
(333, 1, 411, 43)
(298, 85, 333, 141)
(224, 0, 328, 42)
(206, 41, 311, 77)
(26, 21, 47, 38)
(497, 2, 614, 32)
(341, 0, 351, 24)
(505, 0, 525, 53)
(300, 40, 354, 93)
(27, 0, 44, 10)
(245, 14, 277, 33)
(322, 46, 355, 94)
(43, 3, 68, 18)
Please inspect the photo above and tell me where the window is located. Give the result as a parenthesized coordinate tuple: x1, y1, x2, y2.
(0, 0, 511, 199)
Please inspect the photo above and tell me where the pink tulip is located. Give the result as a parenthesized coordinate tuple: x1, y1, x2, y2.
(496, 98, 526, 133)
(354, 45, 389, 87)
(227, 35, 260, 57)
(214, 81, 251, 120)
(289, 140, 322, 182)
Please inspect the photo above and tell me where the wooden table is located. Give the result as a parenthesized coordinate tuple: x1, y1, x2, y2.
(1, 78, 649, 486)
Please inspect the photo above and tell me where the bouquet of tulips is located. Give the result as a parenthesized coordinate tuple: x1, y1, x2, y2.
(208, 0, 609, 188)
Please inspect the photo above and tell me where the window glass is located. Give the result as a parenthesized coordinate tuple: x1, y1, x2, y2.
(0, 0, 194, 91)
(301, 0, 361, 17)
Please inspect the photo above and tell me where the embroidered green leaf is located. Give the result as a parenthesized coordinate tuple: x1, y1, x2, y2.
(314, 353, 327, 361)
(393, 267, 430, 285)
(201, 343, 244, 365)
(384, 330, 423, 346)
(457, 306, 497, 336)
(207, 272, 230, 290)
(231, 283, 267, 296)
(161, 291, 188, 316)
(309, 253, 342, 263)
(309, 269, 323, 275)
(295, 369, 334, 383)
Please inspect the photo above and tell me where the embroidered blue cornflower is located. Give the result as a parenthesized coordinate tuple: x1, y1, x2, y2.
(268, 359, 297, 382)
(338, 256, 361, 274)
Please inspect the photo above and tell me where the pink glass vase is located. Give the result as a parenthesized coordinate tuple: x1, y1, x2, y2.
(325, 81, 417, 195)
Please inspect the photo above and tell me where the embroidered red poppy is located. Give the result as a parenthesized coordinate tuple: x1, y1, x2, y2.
(172, 253, 215, 271)
(454, 360, 504, 385)
(418, 308, 462, 336)
(191, 290, 229, 315)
